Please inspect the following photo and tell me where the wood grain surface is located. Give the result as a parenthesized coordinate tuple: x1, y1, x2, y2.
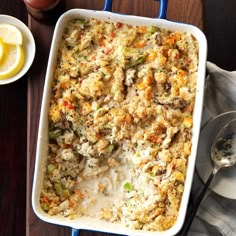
(26, 1, 204, 236)
(0, 2, 28, 236)
(4, 0, 236, 235)
(3, 0, 236, 235)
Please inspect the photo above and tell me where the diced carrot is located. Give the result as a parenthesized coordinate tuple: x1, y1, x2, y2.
(166, 33, 180, 45)
(177, 69, 186, 76)
(60, 81, 68, 89)
(166, 37, 175, 45)
(137, 26, 147, 34)
(149, 134, 160, 143)
(42, 197, 49, 203)
(143, 75, 153, 86)
(134, 41, 146, 48)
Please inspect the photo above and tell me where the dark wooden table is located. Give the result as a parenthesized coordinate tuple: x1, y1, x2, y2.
(1, 0, 236, 236)
(27, 1, 203, 236)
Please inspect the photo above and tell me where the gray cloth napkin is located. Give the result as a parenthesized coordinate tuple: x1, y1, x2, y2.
(204, 62, 236, 116)
(188, 62, 236, 236)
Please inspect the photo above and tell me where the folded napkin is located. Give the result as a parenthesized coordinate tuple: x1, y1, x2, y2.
(188, 62, 236, 236)
(204, 62, 236, 116)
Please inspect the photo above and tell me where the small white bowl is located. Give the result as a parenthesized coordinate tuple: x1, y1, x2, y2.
(0, 14, 36, 85)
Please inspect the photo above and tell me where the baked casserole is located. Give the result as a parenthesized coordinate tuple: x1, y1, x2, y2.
(40, 18, 199, 231)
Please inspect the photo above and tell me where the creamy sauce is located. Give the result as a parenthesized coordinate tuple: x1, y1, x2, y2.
(76, 164, 131, 217)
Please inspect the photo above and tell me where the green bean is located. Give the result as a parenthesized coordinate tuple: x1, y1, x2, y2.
(48, 129, 61, 139)
(126, 56, 145, 69)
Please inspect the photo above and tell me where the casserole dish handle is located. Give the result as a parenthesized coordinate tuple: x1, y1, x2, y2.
(71, 228, 79, 236)
(104, 0, 168, 19)
(71, 1, 168, 235)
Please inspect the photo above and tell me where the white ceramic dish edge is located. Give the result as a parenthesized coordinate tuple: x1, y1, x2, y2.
(32, 8, 207, 236)
(0, 15, 36, 85)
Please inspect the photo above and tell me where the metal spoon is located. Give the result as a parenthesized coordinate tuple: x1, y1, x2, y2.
(179, 118, 236, 236)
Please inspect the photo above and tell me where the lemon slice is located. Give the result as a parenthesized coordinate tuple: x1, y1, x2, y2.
(0, 23, 23, 45)
(0, 38, 6, 63)
(0, 44, 25, 79)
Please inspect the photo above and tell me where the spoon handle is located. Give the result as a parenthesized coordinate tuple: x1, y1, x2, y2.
(178, 166, 219, 236)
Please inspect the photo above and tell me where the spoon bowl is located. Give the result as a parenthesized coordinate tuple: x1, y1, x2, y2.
(211, 119, 236, 170)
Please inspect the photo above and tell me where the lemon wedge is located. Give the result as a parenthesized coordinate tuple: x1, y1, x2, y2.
(0, 23, 23, 45)
(0, 44, 25, 79)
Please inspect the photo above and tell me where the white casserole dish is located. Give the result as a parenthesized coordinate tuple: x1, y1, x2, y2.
(32, 4, 207, 236)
